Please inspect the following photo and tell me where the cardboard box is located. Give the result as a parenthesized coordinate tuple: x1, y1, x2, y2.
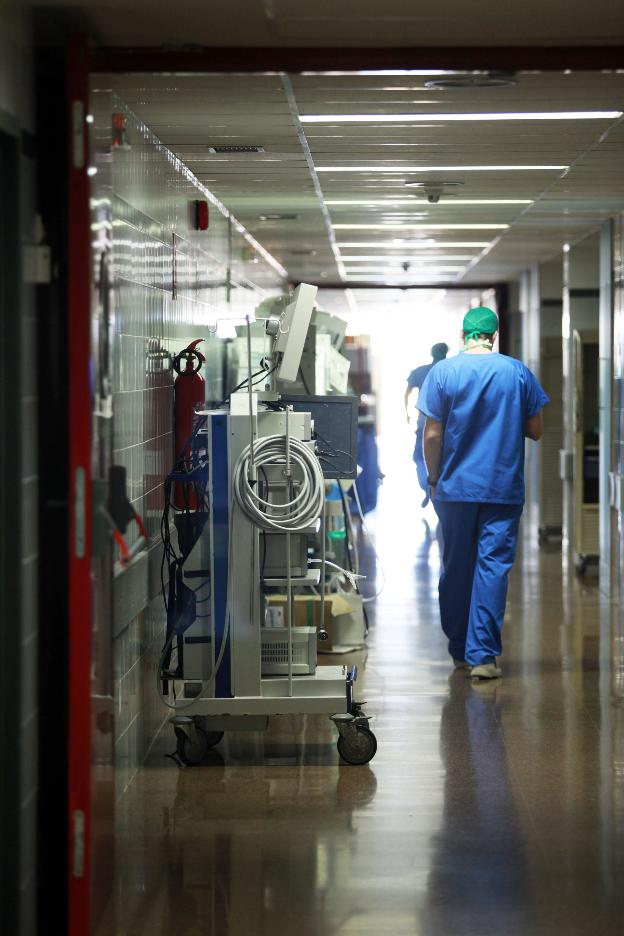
(264, 592, 366, 653)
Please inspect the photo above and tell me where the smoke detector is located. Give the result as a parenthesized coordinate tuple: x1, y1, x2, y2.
(404, 181, 464, 203)
(425, 71, 517, 90)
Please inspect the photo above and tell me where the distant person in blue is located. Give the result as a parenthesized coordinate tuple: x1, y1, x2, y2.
(405, 342, 449, 507)
(418, 307, 548, 680)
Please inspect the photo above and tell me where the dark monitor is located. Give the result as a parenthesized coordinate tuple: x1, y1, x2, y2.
(277, 394, 358, 480)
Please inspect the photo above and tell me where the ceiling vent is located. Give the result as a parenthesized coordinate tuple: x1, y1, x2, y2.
(207, 145, 265, 154)
(425, 71, 517, 90)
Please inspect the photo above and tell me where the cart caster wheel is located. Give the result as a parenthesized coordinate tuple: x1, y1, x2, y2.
(175, 726, 209, 766)
(337, 727, 377, 765)
(575, 556, 587, 575)
(538, 528, 548, 546)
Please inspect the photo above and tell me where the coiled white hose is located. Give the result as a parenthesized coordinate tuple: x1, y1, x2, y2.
(233, 435, 325, 532)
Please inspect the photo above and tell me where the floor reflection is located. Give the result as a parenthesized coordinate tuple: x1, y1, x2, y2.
(422, 676, 532, 936)
(98, 476, 624, 936)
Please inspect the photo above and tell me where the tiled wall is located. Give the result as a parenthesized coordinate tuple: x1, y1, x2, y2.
(90, 92, 285, 799)
(612, 214, 624, 598)
(0, 7, 38, 935)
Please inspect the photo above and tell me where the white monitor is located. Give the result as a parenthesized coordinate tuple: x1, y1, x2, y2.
(274, 283, 318, 382)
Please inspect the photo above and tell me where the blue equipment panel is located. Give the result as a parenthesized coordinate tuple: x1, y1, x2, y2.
(209, 413, 232, 698)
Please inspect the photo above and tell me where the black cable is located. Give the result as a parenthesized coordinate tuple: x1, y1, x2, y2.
(314, 429, 356, 473)
(337, 482, 355, 575)
(159, 361, 277, 665)
(218, 364, 277, 408)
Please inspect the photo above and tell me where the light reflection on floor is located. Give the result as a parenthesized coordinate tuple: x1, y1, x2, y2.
(96, 456, 624, 936)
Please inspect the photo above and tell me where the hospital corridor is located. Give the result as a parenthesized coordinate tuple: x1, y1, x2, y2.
(3, 3, 624, 935)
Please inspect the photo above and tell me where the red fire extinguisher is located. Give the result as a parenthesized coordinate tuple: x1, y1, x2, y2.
(173, 339, 205, 509)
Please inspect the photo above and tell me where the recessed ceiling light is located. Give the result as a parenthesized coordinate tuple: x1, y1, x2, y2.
(258, 213, 298, 221)
(302, 111, 621, 123)
(299, 70, 453, 77)
(337, 241, 490, 248)
(317, 165, 568, 173)
(333, 224, 509, 230)
(326, 199, 532, 206)
(342, 266, 465, 273)
(342, 255, 474, 262)
(343, 273, 453, 281)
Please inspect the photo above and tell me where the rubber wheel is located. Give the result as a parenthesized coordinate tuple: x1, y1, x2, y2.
(575, 557, 587, 575)
(175, 726, 209, 766)
(337, 726, 377, 765)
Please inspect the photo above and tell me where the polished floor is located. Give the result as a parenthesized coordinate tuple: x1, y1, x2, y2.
(97, 468, 624, 936)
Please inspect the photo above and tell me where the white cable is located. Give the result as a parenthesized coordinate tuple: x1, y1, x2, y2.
(309, 558, 365, 590)
(233, 434, 325, 532)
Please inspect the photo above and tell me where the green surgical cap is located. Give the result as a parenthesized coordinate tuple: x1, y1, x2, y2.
(463, 306, 499, 340)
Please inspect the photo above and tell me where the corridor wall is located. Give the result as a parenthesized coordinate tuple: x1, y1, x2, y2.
(89, 91, 285, 816)
(539, 258, 564, 540)
(612, 214, 624, 598)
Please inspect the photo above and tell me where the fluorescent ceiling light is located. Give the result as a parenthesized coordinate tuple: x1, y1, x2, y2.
(326, 199, 532, 206)
(342, 255, 474, 262)
(318, 165, 568, 173)
(344, 273, 452, 280)
(342, 265, 465, 272)
(333, 223, 508, 230)
(337, 241, 490, 248)
(300, 70, 452, 77)
(302, 111, 622, 123)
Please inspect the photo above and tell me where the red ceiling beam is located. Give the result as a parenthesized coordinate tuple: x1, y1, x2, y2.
(90, 45, 624, 73)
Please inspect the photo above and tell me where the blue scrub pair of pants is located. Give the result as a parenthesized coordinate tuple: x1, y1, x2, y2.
(434, 501, 522, 666)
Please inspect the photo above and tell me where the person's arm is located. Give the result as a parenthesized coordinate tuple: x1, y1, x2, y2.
(423, 417, 443, 488)
(525, 410, 543, 441)
(404, 382, 413, 420)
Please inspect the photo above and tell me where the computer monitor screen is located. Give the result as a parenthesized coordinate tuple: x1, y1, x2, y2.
(275, 283, 317, 382)
(277, 394, 358, 480)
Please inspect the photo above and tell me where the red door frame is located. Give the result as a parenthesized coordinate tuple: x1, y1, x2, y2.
(67, 33, 92, 936)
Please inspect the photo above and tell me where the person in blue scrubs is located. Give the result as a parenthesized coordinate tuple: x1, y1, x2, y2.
(418, 307, 548, 680)
(405, 342, 449, 507)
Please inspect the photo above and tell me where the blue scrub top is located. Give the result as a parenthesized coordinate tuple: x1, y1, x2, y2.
(407, 362, 435, 431)
(418, 352, 549, 504)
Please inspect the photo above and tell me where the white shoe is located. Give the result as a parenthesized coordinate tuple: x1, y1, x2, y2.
(470, 663, 503, 680)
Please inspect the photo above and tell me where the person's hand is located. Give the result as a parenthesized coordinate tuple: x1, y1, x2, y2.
(430, 485, 436, 500)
